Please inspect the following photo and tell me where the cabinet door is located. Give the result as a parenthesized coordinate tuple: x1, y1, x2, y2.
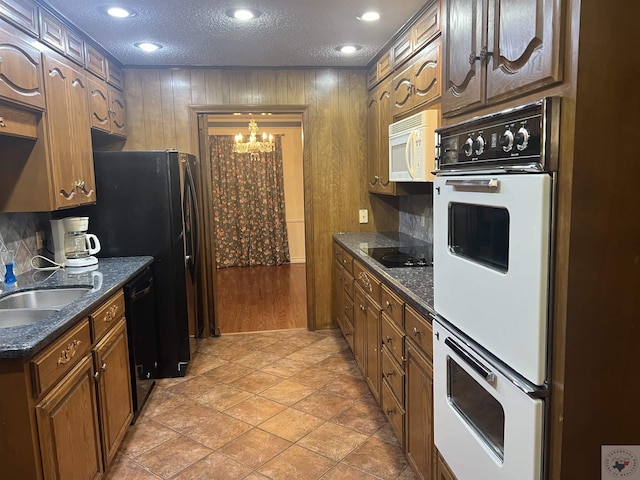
(365, 297, 381, 403)
(441, 0, 486, 116)
(109, 86, 127, 137)
(88, 76, 110, 133)
(367, 87, 381, 191)
(0, 0, 38, 35)
(485, 0, 562, 102)
(93, 318, 133, 468)
(354, 286, 367, 371)
(411, 39, 442, 111)
(376, 81, 393, 194)
(0, 24, 45, 109)
(36, 355, 103, 480)
(405, 339, 435, 480)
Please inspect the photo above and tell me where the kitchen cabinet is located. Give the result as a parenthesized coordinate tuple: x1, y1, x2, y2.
(333, 244, 354, 351)
(405, 305, 435, 480)
(39, 9, 85, 66)
(392, 38, 441, 118)
(367, 78, 393, 195)
(0, 289, 133, 479)
(43, 51, 96, 209)
(88, 75, 127, 137)
(441, 0, 562, 116)
(0, 21, 45, 110)
(0, 0, 38, 35)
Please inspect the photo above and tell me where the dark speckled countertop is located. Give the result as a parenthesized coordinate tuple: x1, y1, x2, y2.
(0, 256, 153, 359)
(333, 232, 435, 319)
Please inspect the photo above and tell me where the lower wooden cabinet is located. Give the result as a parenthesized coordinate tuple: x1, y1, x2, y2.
(406, 337, 435, 479)
(36, 355, 103, 480)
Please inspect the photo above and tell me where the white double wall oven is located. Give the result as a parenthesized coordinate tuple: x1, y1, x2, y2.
(431, 98, 559, 480)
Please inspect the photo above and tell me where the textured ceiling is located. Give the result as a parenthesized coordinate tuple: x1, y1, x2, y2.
(41, 0, 426, 68)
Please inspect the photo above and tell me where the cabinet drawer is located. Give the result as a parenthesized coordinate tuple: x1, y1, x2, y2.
(382, 346, 404, 404)
(341, 250, 354, 275)
(344, 292, 354, 323)
(382, 380, 405, 446)
(382, 313, 405, 365)
(381, 284, 404, 328)
(31, 318, 92, 397)
(340, 314, 354, 352)
(333, 245, 343, 265)
(343, 269, 354, 300)
(405, 305, 433, 360)
(354, 261, 380, 306)
(90, 290, 125, 342)
(0, 103, 37, 138)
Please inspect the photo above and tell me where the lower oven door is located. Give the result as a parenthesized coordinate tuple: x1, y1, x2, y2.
(433, 173, 552, 385)
(433, 320, 545, 480)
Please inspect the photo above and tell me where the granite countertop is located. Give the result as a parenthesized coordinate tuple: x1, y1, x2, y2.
(0, 256, 153, 359)
(333, 231, 435, 319)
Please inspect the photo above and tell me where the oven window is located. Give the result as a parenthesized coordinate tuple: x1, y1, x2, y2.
(449, 203, 509, 272)
(448, 358, 505, 462)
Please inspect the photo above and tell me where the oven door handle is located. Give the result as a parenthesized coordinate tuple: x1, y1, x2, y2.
(445, 178, 499, 190)
(445, 337, 497, 385)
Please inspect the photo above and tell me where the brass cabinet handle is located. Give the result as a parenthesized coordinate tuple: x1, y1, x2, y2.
(385, 300, 391, 309)
(57, 339, 81, 365)
(413, 326, 419, 336)
(386, 336, 392, 343)
(104, 304, 118, 322)
(76, 180, 94, 198)
(0, 117, 5, 128)
(94, 362, 107, 380)
(360, 304, 366, 312)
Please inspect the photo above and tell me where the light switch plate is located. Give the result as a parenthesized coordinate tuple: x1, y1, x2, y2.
(359, 209, 368, 224)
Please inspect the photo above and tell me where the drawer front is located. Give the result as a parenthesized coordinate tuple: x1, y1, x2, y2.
(31, 318, 92, 397)
(106, 59, 123, 90)
(382, 346, 404, 404)
(382, 380, 405, 446)
(341, 250, 354, 275)
(333, 244, 343, 265)
(354, 261, 381, 306)
(91, 290, 125, 342)
(382, 313, 405, 365)
(341, 314, 354, 352)
(405, 305, 433, 360)
(85, 43, 106, 79)
(381, 284, 404, 328)
(344, 292, 354, 323)
(343, 269, 354, 300)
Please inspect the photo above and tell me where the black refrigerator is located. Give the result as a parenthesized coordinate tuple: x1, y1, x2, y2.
(77, 150, 200, 378)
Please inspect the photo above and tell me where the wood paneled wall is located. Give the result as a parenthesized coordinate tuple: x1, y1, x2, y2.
(122, 67, 397, 330)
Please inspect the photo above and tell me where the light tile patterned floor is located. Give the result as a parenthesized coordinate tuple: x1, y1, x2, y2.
(106, 329, 418, 480)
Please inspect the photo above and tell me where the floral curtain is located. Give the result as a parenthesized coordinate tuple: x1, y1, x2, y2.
(209, 135, 291, 268)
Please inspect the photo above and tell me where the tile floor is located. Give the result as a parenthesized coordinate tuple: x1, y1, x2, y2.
(106, 329, 417, 480)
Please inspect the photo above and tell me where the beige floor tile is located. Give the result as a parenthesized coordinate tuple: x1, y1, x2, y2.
(259, 379, 316, 405)
(170, 452, 252, 480)
(331, 401, 389, 436)
(320, 463, 385, 480)
(119, 419, 179, 458)
(343, 437, 409, 480)
(259, 408, 325, 442)
(184, 353, 228, 376)
(260, 357, 311, 378)
(322, 374, 372, 400)
(316, 354, 361, 376)
(261, 341, 307, 357)
(292, 390, 354, 420)
(165, 375, 218, 398)
(134, 436, 212, 478)
(257, 444, 336, 480)
(286, 347, 334, 364)
(195, 383, 253, 410)
(233, 350, 284, 369)
(290, 366, 340, 389)
(372, 422, 403, 447)
(219, 428, 292, 469)
(297, 422, 369, 461)
(224, 395, 287, 425)
(105, 455, 162, 479)
(202, 362, 256, 383)
(152, 400, 219, 433)
(183, 413, 253, 450)
(228, 370, 284, 393)
(138, 388, 187, 419)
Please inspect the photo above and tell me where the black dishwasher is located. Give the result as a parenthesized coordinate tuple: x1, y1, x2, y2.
(124, 266, 158, 422)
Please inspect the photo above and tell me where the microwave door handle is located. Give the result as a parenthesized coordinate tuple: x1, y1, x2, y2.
(405, 131, 416, 178)
(445, 178, 499, 190)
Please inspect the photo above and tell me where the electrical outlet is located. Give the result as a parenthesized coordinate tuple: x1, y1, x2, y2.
(359, 209, 368, 224)
(36, 231, 45, 251)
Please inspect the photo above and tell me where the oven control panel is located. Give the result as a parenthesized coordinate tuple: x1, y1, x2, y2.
(436, 97, 558, 173)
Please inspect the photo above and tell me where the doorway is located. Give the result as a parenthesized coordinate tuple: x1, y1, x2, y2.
(196, 110, 307, 335)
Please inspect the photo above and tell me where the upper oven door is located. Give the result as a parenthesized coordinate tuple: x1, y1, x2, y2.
(433, 173, 552, 385)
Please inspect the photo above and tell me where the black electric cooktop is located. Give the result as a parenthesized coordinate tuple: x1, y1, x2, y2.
(363, 245, 433, 268)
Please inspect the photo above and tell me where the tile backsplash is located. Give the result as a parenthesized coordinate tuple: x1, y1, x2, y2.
(399, 194, 433, 243)
(0, 212, 50, 278)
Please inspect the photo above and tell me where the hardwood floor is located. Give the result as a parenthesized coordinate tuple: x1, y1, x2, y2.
(215, 263, 307, 333)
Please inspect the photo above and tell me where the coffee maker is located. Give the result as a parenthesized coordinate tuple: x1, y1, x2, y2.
(49, 217, 101, 268)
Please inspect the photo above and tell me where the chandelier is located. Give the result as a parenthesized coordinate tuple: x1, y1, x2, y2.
(233, 118, 274, 157)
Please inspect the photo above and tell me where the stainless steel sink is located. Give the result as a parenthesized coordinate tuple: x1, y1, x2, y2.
(0, 287, 91, 310)
(0, 309, 59, 328)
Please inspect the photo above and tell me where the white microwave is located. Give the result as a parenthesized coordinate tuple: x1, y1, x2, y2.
(389, 109, 440, 182)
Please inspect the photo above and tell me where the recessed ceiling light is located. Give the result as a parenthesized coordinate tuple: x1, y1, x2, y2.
(135, 42, 163, 52)
(226, 8, 261, 21)
(358, 11, 380, 21)
(337, 45, 362, 54)
(105, 6, 136, 18)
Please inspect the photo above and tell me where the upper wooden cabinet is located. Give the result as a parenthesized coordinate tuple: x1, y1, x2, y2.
(0, 22, 44, 110)
(44, 52, 95, 209)
(367, 78, 394, 195)
(392, 38, 441, 119)
(392, 0, 440, 69)
(89, 75, 127, 137)
(39, 9, 85, 65)
(0, 0, 37, 35)
(441, 0, 563, 116)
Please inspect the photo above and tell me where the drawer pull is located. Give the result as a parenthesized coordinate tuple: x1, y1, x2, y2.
(413, 326, 419, 336)
(386, 408, 394, 415)
(0, 117, 6, 128)
(93, 362, 107, 380)
(360, 304, 366, 312)
(57, 339, 81, 365)
(104, 304, 119, 322)
(385, 300, 391, 309)
(386, 336, 392, 343)
(385, 371, 393, 378)
(358, 272, 372, 292)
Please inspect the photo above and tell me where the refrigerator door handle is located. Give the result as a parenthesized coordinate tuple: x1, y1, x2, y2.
(184, 159, 200, 279)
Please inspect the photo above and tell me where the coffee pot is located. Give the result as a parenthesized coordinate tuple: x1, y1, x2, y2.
(50, 217, 101, 268)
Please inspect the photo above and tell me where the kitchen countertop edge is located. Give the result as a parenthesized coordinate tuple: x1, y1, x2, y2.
(0, 256, 154, 359)
(333, 232, 435, 319)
